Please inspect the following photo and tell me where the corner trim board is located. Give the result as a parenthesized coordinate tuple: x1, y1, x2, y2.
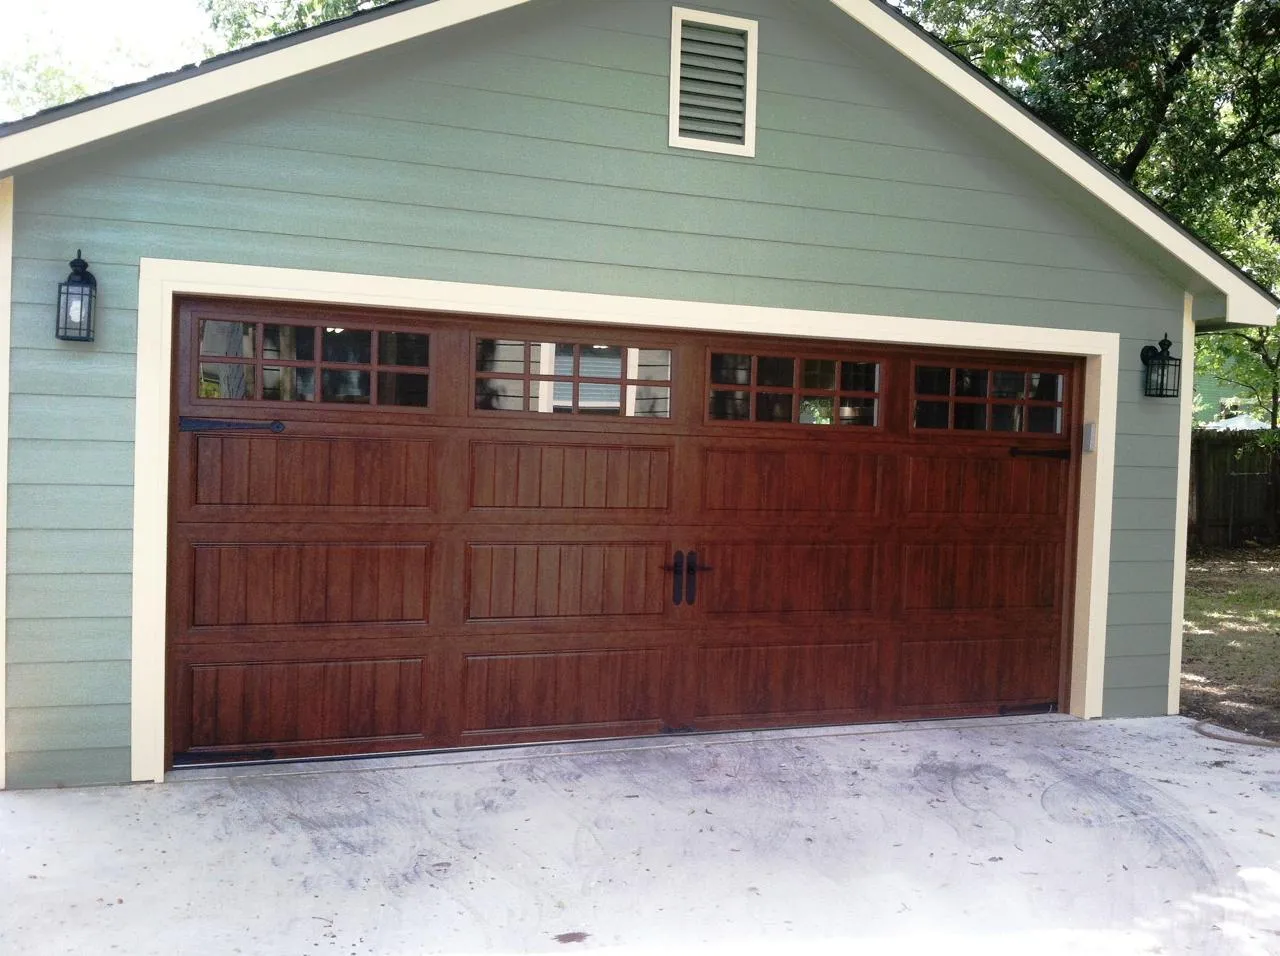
(131, 257, 1120, 782)
(0, 177, 12, 790)
(1167, 295, 1195, 712)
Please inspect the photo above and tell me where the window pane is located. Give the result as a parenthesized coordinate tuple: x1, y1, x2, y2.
(262, 366, 315, 402)
(757, 357, 794, 388)
(709, 390, 750, 420)
(635, 349, 673, 382)
(476, 377, 523, 411)
(1028, 406, 1063, 433)
(915, 400, 949, 428)
(954, 403, 987, 430)
(549, 380, 574, 413)
(322, 327, 372, 364)
(954, 369, 988, 398)
(756, 392, 793, 422)
(377, 372, 429, 407)
(199, 320, 254, 358)
(991, 404, 1022, 432)
(553, 343, 575, 376)
(199, 363, 254, 400)
(1029, 373, 1064, 401)
(630, 385, 672, 418)
(581, 345, 623, 379)
(991, 371, 1026, 399)
(579, 383, 622, 414)
(799, 396, 834, 425)
(711, 354, 752, 385)
(321, 369, 370, 403)
(477, 339, 525, 374)
(802, 360, 836, 390)
(915, 366, 950, 396)
(838, 398, 877, 427)
(841, 362, 879, 393)
(379, 332, 430, 368)
(262, 324, 314, 361)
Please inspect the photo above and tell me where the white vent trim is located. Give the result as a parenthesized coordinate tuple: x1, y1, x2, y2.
(669, 7, 759, 157)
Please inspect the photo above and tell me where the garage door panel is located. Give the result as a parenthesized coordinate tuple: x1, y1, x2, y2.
(470, 441, 672, 511)
(894, 638, 1058, 707)
(459, 647, 669, 735)
(900, 543, 1062, 611)
(190, 434, 436, 511)
(903, 454, 1069, 517)
(694, 642, 877, 720)
(701, 448, 887, 515)
(187, 542, 432, 627)
(168, 300, 1079, 765)
(467, 542, 668, 620)
(184, 657, 426, 750)
(700, 543, 877, 615)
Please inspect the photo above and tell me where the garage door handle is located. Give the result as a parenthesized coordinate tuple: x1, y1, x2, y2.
(662, 551, 685, 606)
(179, 417, 286, 433)
(686, 551, 713, 606)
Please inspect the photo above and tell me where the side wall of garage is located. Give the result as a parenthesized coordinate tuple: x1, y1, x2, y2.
(5, 0, 1185, 787)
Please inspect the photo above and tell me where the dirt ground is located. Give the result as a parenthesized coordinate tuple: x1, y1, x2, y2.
(1181, 546, 1280, 740)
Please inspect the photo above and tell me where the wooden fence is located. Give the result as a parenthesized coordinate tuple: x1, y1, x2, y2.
(1189, 432, 1275, 548)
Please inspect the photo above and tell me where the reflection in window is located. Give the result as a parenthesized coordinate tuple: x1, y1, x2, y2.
(377, 372, 429, 407)
(710, 352, 880, 427)
(199, 363, 254, 400)
(475, 339, 672, 418)
(321, 369, 370, 404)
(322, 327, 372, 364)
(199, 321, 255, 358)
(194, 317, 431, 410)
(262, 366, 315, 402)
(914, 401, 949, 429)
(378, 332, 430, 368)
(912, 365, 1065, 434)
(263, 325, 314, 362)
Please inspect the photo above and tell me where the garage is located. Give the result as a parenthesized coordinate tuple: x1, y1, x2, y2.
(167, 296, 1079, 766)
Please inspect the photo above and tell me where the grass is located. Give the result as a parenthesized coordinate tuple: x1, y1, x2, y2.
(1181, 547, 1280, 740)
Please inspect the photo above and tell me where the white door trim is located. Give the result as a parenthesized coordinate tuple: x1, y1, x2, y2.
(132, 257, 1120, 782)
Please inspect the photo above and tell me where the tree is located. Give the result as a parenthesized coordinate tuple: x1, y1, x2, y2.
(203, 0, 392, 48)
(0, 55, 92, 121)
(893, 0, 1280, 426)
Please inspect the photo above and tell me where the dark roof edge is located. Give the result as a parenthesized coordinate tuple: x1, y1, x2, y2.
(0, 0, 435, 137)
(870, 1, 1278, 308)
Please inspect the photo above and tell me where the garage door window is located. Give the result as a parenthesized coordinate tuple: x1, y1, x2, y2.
(474, 340, 672, 418)
(708, 352, 880, 426)
(914, 365, 1064, 433)
(197, 319, 431, 407)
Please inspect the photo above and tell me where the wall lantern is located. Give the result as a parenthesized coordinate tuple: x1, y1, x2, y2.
(1140, 333, 1180, 398)
(55, 250, 97, 342)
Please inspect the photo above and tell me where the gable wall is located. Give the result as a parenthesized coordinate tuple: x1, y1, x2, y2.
(5, 0, 1183, 787)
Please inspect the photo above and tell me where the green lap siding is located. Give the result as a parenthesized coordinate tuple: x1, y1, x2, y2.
(4, 0, 1189, 785)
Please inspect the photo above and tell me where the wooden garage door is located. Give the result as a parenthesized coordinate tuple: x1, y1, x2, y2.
(167, 298, 1080, 765)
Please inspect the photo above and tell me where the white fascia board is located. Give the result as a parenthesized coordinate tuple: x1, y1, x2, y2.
(0, 0, 536, 174)
(827, 0, 1277, 329)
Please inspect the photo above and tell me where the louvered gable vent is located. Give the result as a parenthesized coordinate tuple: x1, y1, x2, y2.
(669, 8, 758, 156)
(679, 24, 748, 143)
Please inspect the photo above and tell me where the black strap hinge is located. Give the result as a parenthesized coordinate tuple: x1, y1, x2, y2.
(179, 417, 285, 433)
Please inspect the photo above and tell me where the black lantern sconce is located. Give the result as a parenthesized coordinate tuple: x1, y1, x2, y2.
(1140, 333, 1180, 398)
(55, 250, 97, 342)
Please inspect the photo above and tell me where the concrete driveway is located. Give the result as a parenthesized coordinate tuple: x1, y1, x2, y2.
(3, 715, 1279, 955)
